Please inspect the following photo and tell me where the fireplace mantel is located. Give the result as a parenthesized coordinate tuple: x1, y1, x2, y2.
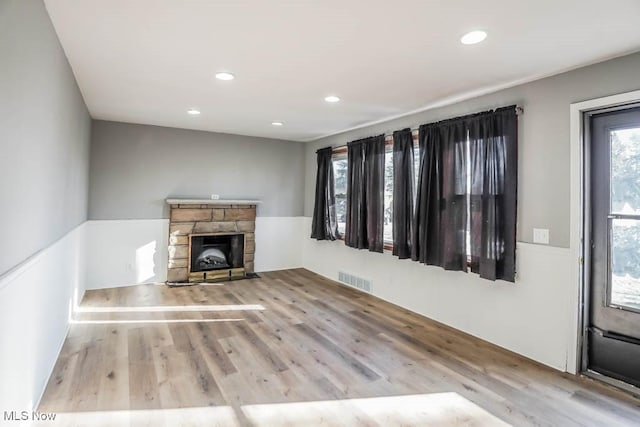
(166, 198, 261, 205)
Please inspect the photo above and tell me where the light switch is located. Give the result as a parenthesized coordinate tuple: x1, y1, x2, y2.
(533, 228, 549, 244)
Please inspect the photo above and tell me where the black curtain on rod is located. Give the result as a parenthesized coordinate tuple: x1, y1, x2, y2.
(413, 120, 468, 271)
(346, 140, 365, 247)
(392, 128, 414, 259)
(412, 123, 440, 265)
(345, 135, 385, 252)
(467, 106, 518, 281)
(311, 147, 338, 240)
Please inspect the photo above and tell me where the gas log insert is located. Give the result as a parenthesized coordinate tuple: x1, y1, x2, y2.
(189, 233, 245, 282)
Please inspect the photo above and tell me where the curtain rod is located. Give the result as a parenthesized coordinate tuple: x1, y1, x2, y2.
(330, 105, 523, 151)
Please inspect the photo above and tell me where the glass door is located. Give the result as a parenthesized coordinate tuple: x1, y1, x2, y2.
(586, 106, 640, 390)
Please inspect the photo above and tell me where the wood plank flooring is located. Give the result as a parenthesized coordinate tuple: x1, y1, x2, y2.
(38, 269, 640, 426)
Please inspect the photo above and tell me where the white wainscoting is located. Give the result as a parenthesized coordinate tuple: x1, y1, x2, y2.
(8, 215, 573, 415)
(300, 218, 574, 372)
(84, 217, 306, 289)
(254, 217, 306, 272)
(0, 223, 86, 411)
(85, 219, 169, 289)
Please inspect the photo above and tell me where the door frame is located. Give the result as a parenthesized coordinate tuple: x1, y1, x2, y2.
(570, 89, 640, 392)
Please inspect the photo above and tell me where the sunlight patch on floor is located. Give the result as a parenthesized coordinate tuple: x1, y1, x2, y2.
(34, 405, 239, 427)
(241, 393, 511, 427)
(75, 304, 266, 313)
(69, 318, 245, 325)
(36, 393, 510, 427)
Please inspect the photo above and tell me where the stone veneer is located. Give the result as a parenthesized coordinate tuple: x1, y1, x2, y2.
(167, 202, 257, 282)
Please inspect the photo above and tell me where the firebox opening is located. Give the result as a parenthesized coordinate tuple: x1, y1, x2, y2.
(190, 234, 244, 273)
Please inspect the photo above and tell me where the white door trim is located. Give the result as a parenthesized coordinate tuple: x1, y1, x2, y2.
(568, 89, 640, 374)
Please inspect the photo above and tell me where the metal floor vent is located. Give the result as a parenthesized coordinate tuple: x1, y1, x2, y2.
(338, 271, 372, 294)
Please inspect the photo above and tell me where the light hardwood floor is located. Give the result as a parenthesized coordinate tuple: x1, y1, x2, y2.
(39, 269, 640, 426)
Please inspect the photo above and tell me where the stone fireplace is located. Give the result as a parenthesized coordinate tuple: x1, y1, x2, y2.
(166, 199, 258, 283)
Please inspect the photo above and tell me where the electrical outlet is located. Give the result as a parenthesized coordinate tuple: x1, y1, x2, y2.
(533, 228, 549, 244)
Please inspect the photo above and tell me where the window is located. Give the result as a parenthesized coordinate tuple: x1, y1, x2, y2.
(332, 144, 393, 244)
(332, 131, 473, 254)
(383, 141, 393, 244)
(326, 107, 516, 281)
(388, 131, 420, 246)
(334, 135, 418, 248)
(332, 152, 347, 236)
(609, 127, 640, 310)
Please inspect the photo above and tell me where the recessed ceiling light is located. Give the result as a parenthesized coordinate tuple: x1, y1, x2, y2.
(271, 121, 284, 126)
(324, 95, 340, 103)
(215, 72, 235, 81)
(187, 109, 201, 115)
(460, 30, 487, 45)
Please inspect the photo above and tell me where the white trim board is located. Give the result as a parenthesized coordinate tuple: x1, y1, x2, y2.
(568, 89, 640, 374)
(165, 198, 261, 205)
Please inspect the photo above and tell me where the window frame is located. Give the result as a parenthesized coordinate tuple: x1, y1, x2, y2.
(382, 137, 394, 250)
(331, 148, 348, 239)
(331, 143, 395, 250)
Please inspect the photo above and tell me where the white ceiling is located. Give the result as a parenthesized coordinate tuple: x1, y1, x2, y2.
(44, 0, 640, 142)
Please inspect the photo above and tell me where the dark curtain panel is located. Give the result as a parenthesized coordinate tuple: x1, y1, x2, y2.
(413, 120, 467, 271)
(346, 140, 366, 248)
(413, 123, 441, 265)
(311, 147, 338, 240)
(439, 120, 468, 271)
(365, 135, 386, 252)
(345, 135, 385, 252)
(392, 128, 414, 259)
(467, 106, 518, 281)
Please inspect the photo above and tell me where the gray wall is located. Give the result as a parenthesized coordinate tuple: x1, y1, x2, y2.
(304, 52, 640, 248)
(0, 0, 91, 275)
(89, 121, 305, 219)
